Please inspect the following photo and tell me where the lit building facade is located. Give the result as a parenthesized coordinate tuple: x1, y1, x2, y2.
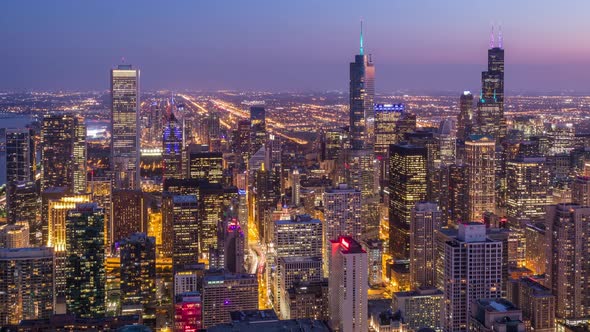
(329, 236, 368, 332)
(389, 143, 428, 259)
(441, 223, 504, 332)
(111, 64, 140, 190)
(0, 247, 54, 326)
(465, 135, 496, 222)
(65, 203, 105, 318)
(171, 195, 199, 270)
(410, 202, 442, 288)
(120, 233, 156, 318)
(545, 204, 590, 319)
(392, 287, 443, 331)
(201, 273, 258, 328)
(506, 157, 549, 223)
(349, 25, 375, 149)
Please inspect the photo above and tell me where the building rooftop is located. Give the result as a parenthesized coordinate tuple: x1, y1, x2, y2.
(331, 236, 365, 254)
(0, 246, 54, 259)
(229, 309, 278, 323)
(207, 318, 331, 332)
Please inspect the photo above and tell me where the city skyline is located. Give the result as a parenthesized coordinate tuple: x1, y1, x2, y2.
(3, 1, 590, 92)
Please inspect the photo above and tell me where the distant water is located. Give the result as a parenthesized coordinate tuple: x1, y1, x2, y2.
(0, 114, 36, 186)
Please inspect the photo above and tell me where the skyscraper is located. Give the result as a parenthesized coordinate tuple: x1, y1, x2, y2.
(4, 128, 33, 186)
(475, 30, 505, 141)
(389, 143, 428, 258)
(546, 203, 590, 319)
(41, 115, 78, 192)
(198, 184, 238, 255)
(322, 184, 361, 273)
(349, 22, 375, 149)
(187, 147, 223, 184)
(210, 217, 245, 274)
(111, 189, 148, 245)
(119, 233, 156, 319)
(163, 111, 184, 181)
(410, 202, 442, 288)
(73, 117, 87, 194)
(111, 64, 140, 190)
(506, 157, 549, 223)
(65, 203, 106, 318)
(441, 223, 504, 332)
(0, 247, 54, 326)
(329, 236, 368, 332)
(456, 91, 474, 142)
(250, 106, 266, 156)
(170, 195, 199, 270)
(201, 273, 258, 328)
(465, 135, 496, 221)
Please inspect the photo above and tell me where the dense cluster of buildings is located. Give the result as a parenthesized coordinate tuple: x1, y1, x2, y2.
(1, 26, 590, 332)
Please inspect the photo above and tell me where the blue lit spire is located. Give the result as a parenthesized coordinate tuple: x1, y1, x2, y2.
(360, 20, 364, 56)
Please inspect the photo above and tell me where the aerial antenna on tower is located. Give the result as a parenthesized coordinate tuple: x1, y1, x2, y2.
(121, 56, 126, 64)
(498, 24, 503, 49)
(360, 19, 364, 56)
(490, 24, 495, 49)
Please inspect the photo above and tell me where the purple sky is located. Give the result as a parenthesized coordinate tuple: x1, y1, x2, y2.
(2, 0, 590, 93)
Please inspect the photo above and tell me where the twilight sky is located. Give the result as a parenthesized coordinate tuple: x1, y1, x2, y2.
(2, 0, 590, 93)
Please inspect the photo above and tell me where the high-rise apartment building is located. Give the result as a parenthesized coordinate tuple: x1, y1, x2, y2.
(389, 143, 428, 258)
(202, 273, 258, 328)
(273, 215, 322, 259)
(545, 204, 590, 319)
(284, 280, 329, 321)
(120, 233, 156, 318)
(465, 135, 496, 221)
(275, 256, 323, 318)
(323, 184, 361, 272)
(65, 203, 105, 318)
(111, 64, 140, 190)
(392, 287, 443, 331)
(0, 247, 54, 326)
(329, 236, 368, 332)
(410, 202, 442, 288)
(506, 157, 549, 223)
(41, 115, 86, 193)
(441, 223, 504, 332)
(507, 277, 555, 332)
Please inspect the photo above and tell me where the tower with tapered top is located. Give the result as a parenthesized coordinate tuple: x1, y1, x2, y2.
(476, 25, 506, 141)
(349, 21, 375, 150)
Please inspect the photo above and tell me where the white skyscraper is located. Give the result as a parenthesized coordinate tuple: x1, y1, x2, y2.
(441, 222, 504, 332)
(323, 184, 361, 275)
(329, 236, 368, 332)
(111, 64, 140, 190)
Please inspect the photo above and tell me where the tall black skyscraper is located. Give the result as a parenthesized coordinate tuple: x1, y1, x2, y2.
(476, 27, 505, 141)
(349, 22, 375, 150)
(457, 91, 474, 142)
(250, 106, 266, 155)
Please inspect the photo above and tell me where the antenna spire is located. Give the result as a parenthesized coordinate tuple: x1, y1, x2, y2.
(490, 24, 495, 49)
(360, 20, 364, 56)
(498, 24, 503, 49)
